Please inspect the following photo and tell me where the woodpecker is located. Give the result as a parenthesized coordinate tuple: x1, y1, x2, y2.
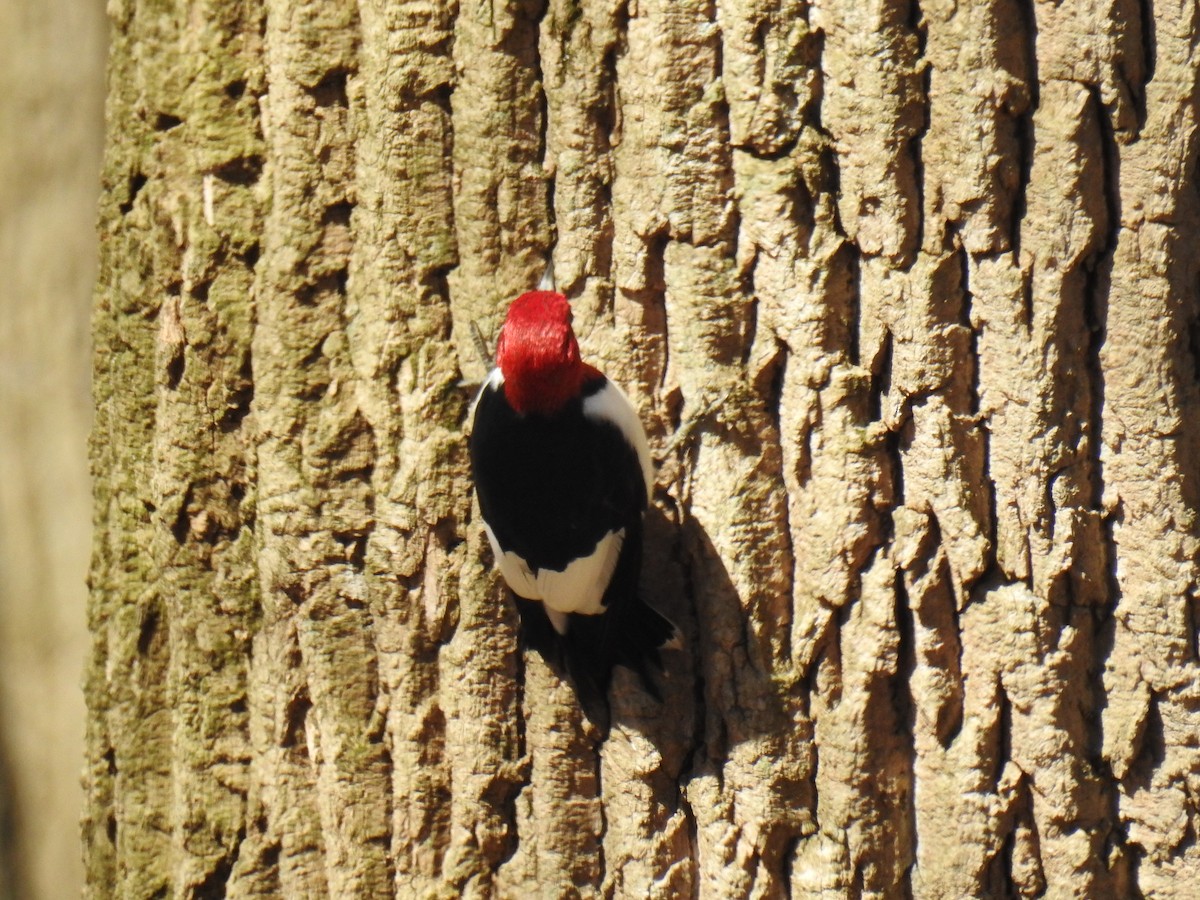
(469, 290, 678, 707)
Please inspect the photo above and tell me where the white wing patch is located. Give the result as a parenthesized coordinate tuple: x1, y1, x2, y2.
(582, 379, 655, 497)
(536, 528, 624, 621)
(483, 522, 539, 598)
(484, 522, 625, 636)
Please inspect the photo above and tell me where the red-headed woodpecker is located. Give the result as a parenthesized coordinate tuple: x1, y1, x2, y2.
(469, 291, 678, 706)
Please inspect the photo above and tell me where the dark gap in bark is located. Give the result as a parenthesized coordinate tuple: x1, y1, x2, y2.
(1186, 314, 1200, 385)
(922, 522, 966, 749)
(213, 155, 263, 187)
(1115, 841, 1147, 900)
(1082, 85, 1119, 334)
(1186, 585, 1200, 663)
(1125, 690, 1165, 792)
(762, 340, 788, 447)
(884, 425, 905, 507)
(307, 68, 351, 109)
(193, 854, 234, 900)
(675, 518, 712, 787)
(1172, 243, 1200, 612)
(642, 231, 669, 298)
(899, 860, 915, 899)
(118, 171, 144, 212)
(1138, 0, 1157, 87)
(529, 0, 557, 292)
(1078, 100, 1122, 838)
(332, 463, 374, 484)
(225, 80, 246, 101)
(419, 82, 454, 121)
(739, 134, 803, 163)
(333, 532, 367, 574)
(605, 0, 630, 153)
(992, 683, 1012, 786)
(846, 243, 863, 367)
(427, 263, 457, 347)
(780, 832, 802, 900)
(1126, 0, 1155, 130)
(706, 4, 739, 252)
(973, 350, 1003, 588)
(593, 739, 608, 892)
(906, 0, 930, 267)
(850, 857, 865, 898)
(281, 582, 305, 607)
(137, 603, 160, 656)
(741, 296, 759, 368)
(297, 272, 345, 308)
(220, 356, 254, 433)
(1018, 266, 1033, 333)
(635, 231, 670, 396)
(868, 330, 893, 423)
(419, 703, 448, 785)
(1009, 0, 1038, 259)
(282, 690, 311, 751)
(891, 571, 918, 897)
(166, 348, 185, 390)
(1077, 107, 1126, 864)
(154, 112, 182, 131)
(191, 277, 212, 304)
(171, 485, 193, 543)
(322, 201, 353, 228)
(511, 603, 532, 778)
(802, 24, 837, 234)
(983, 692, 1017, 893)
(1176, 817, 1198, 858)
(433, 514, 464, 556)
(1000, 775, 1046, 898)
(594, 161, 616, 286)
(956, 246, 982, 416)
(239, 242, 260, 269)
(296, 338, 321, 369)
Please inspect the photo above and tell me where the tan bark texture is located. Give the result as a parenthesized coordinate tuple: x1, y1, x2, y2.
(86, 0, 1200, 897)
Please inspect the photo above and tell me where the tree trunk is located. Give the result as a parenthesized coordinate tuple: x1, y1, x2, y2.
(85, 0, 1200, 897)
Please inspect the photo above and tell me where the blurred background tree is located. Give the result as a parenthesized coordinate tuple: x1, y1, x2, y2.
(19, 0, 1200, 896)
(0, 0, 106, 898)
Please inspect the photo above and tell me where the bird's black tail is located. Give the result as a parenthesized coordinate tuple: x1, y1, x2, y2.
(513, 595, 679, 717)
(511, 514, 679, 720)
(563, 596, 678, 704)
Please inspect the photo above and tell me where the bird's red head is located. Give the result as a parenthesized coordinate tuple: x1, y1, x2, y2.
(495, 291, 588, 416)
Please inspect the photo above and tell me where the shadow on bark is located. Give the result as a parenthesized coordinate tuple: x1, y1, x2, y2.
(613, 503, 797, 773)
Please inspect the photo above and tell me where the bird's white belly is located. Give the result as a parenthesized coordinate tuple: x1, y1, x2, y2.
(484, 523, 625, 634)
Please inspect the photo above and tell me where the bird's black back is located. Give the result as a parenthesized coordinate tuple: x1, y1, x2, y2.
(469, 374, 647, 573)
(469, 373, 674, 716)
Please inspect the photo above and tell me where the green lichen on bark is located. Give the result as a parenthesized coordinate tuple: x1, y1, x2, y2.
(87, 0, 264, 895)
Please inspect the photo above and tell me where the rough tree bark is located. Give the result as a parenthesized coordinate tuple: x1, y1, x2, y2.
(85, 0, 1200, 897)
